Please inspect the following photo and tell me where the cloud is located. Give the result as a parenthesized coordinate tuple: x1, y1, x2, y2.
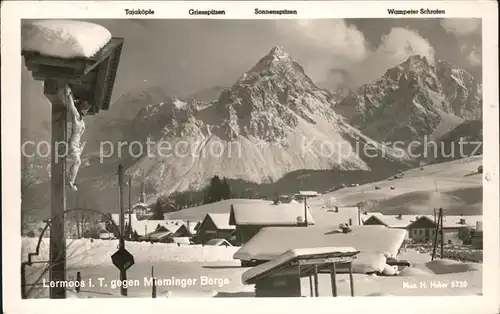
(274, 20, 368, 85)
(345, 27, 435, 88)
(287, 19, 368, 64)
(440, 19, 480, 37)
(275, 20, 435, 89)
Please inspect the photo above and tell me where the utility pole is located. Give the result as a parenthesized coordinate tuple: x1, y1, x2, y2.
(439, 208, 444, 259)
(118, 164, 127, 296)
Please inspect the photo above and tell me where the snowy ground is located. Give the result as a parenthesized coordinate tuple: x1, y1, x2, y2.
(22, 238, 482, 298)
(22, 237, 240, 266)
(310, 156, 482, 210)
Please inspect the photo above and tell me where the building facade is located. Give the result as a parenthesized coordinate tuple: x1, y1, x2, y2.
(229, 203, 315, 245)
(194, 213, 235, 244)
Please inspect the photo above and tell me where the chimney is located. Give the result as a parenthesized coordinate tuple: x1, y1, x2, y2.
(397, 214, 402, 219)
(460, 218, 466, 225)
(348, 218, 352, 226)
(335, 206, 339, 213)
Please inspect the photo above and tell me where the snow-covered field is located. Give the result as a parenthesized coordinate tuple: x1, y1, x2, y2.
(22, 238, 482, 298)
(310, 156, 482, 212)
(22, 237, 240, 266)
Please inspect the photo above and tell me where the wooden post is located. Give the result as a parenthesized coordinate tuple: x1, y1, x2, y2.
(118, 164, 127, 296)
(76, 272, 81, 293)
(151, 266, 156, 298)
(309, 275, 313, 297)
(431, 210, 440, 261)
(297, 263, 302, 297)
(330, 263, 337, 297)
(128, 177, 132, 240)
(45, 80, 67, 299)
(313, 265, 319, 297)
(304, 197, 308, 226)
(21, 263, 27, 299)
(349, 262, 354, 297)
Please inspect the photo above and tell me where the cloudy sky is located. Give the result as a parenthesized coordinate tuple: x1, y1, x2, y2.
(21, 18, 482, 133)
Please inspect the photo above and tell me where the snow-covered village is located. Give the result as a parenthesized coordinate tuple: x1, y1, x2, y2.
(19, 17, 487, 299)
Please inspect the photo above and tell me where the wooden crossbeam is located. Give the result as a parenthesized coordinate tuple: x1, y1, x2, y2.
(297, 256, 356, 266)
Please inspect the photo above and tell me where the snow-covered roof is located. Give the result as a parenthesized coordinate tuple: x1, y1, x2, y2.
(442, 215, 482, 228)
(165, 199, 268, 222)
(233, 225, 406, 261)
(143, 231, 171, 241)
(229, 203, 315, 226)
(360, 212, 384, 222)
(132, 202, 150, 209)
(242, 246, 358, 284)
(314, 206, 360, 227)
(110, 214, 182, 236)
(205, 213, 235, 230)
(205, 239, 232, 246)
(22, 20, 112, 58)
(364, 214, 422, 228)
(296, 191, 320, 197)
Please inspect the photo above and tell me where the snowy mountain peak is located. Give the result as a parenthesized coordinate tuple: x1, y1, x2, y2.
(120, 46, 411, 195)
(335, 55, 482, 143)
(268, 46, 288, 58)
(239, 46, 297, 80)
(403, 54, 433, 67)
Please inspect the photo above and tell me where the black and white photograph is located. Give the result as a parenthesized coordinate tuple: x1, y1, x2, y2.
(3, 3, 496, 305)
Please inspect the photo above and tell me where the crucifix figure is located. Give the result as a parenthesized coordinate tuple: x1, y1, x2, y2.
(58, 84, 91, 191)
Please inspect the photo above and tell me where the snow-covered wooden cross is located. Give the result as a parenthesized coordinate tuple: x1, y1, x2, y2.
(21, 20, 124, 299)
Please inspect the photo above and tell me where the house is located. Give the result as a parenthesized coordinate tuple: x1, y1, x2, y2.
(362, 214, 436, 243)
(140, 225, 173, 243)
(194, 213, 235, 244)
(361, 213, 482, 244)
(234, 225, 407, 270)
(274, 194, 301, 204)
(471, 221, 483, 249)
(406, 216, 438, 243)
(170, 224, 193, 238)
(205, 238, 233, 247)
(360, 212, 384, 224)
(110, 214, 175, 237)
(442, 215, 482, 245)
(162, 216, 199, 236)
(129, 202, 151, 216)
(229, 203, 315, 245)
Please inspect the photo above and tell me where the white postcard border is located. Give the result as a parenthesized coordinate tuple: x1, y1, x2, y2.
(1, 1, 498, 313)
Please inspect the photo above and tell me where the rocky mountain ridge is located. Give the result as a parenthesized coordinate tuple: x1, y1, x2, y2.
(335, 55, 482, 143)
